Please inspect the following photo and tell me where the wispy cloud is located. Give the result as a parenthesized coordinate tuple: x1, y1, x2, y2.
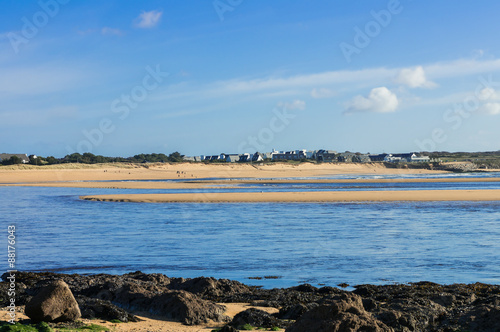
(0, 65, 93, 96)
(0, 106, 79, 126)
(394, 66, 437, 88)
(425, 58, 500, 79)
(134, 10, 163, 28)
(206, 68, 393, 96)
(77, 29, 96, 36)
(478, 103, 500, 115)
(146, 57, 500, 119)
(344, 87, 399, 114)
(101, 27, 123, 36)
(278, 99, 306, 110)
(478, 87, 500, 101)
(203, 58, 500, 97)
(311, 88, 336, 98)
(476, 87, 500, 115)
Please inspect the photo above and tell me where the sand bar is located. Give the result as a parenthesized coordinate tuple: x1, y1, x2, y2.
(3, 177, 500, 190)
(189, 177, 500, 185)
(80, 189, 500, 203)
(0, 162, 452, 184)
(1, 163, 499, 190)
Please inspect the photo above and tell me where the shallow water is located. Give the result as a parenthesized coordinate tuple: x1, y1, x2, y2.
(1, 180, 499, 288)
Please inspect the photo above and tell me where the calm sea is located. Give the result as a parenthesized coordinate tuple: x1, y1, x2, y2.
(2, 173, 500, 288)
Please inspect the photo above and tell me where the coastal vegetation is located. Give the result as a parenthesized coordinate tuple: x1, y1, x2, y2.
(0, 322, 108, 332)
(2, 150, 500, 170)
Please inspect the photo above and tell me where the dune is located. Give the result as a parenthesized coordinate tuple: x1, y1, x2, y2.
(0, 162, 449, 184)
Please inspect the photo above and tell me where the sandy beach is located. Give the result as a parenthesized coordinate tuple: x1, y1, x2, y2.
(0, 162, 450, 184)
(2, 163, 500, 202)
(0, 303, 282, 332)
(80, 189, 500, 203)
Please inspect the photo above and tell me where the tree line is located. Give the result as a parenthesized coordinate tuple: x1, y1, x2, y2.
(1, 152, 184, 165)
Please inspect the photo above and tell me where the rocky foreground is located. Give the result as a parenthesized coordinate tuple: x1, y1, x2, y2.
(1, 272, 499, 332)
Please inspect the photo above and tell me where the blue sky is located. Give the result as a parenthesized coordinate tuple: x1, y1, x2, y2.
(1, 0, 500, 157)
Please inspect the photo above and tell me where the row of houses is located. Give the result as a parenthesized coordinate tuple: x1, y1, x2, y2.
(184, 150, 431, 163)
(0, 153, 30, 164)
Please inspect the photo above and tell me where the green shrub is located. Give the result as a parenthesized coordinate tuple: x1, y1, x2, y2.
(36, 323, 52, 332)
(0, 323, 38, 332)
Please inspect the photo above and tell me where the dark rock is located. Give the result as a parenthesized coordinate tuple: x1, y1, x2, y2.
(431, 293, 456, 307)
(291, 284, 318, 293)
(124, 271, 250, 301)
(97, 281, 229, 325)
(76, 296, 139, 322)
(148, 290, 229, 325)
(457, 304, 500, 332)
(6, 272, 500, 331)
(123, 271, 172, 287)
(278, 302, 319, 320)
(318, 286, 341, 294)
(352, 284, 377, 297)
(230, 308, 282, 329)
(218, 326, 238, 332)
(286, 293, 393, 332)
(173, 276, 251, 301)
(25, 280, 81, 323)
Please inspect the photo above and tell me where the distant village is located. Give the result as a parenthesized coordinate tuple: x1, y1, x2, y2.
(183, 149, 432, 163)
(0, 150, 433, 165)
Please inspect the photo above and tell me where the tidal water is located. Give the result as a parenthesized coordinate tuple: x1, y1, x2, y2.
(1, 179, 499, 288)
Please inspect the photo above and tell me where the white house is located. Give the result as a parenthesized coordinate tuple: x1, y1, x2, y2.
(0, 153, 30, 164)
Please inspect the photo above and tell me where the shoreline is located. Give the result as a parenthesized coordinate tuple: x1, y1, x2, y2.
(79, 189, 500, 203)
(2, 271, 499, 331)
(0, 162, 455, 184)
(2, 176, 500, 190)
(1, 163, 498, 202)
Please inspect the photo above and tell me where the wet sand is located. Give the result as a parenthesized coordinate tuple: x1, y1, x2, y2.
(3, 176, 499, 190)
(80, 189, 500, 203)
(0, 162, 450, 184)
(2, 163, 499, 202)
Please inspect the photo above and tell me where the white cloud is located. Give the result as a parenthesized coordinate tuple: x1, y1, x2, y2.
(425, 58, 500, 79)
(208, 68, 393, 95)
(134, 10, 163, 28)
(395, 66, 437, 88)
(192, 59, 500, 98)
(478, 87, 500, 101)
(473, 49, 485, 59)
(147, 58, 500, 116)
(478, 103, 500, 115)
(101, 27, 123, 36)
(77, 29, 96, 36)
(278, 100, 306, 110)
(311, 88, 336, 98)
(345, 87, 399, 114)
